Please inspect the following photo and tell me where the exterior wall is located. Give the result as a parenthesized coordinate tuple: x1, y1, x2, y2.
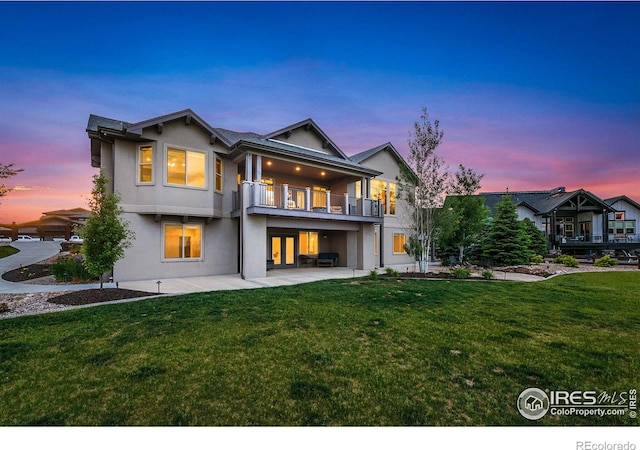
(113, 119, 233, 218)
(355, 149, 414, 267)
(516, 206, 537, 223)
(607, 199, 640, 241)
(106, 119, 240, 282)
(271, 128, 334, 156)
(608, 199, 640, 222)
(241, 182, 267, 279)
(113, 212, 238, 283)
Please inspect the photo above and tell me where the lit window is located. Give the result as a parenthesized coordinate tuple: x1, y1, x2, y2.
(167, 148, 206, 188)
(355, 180, 362, 199)
(370, 180, 387, 214)
(164, 224, 202, 260)
(299, 231, 318, 254)
(393, 233, 407, 254)
(389, 182, 396, 215)
(215, 157, 223, 191)
(138, 145, 153, 183)
(374, 231, 378, 255)
(313, 186, 327, 208)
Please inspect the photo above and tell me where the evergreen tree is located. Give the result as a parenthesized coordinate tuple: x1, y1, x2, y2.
(521, 217, 548, 257)
(482, 194, 530, 266)
(78, 170, 134, 288)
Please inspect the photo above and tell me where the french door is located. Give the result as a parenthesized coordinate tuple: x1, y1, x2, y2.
(271, 235, 296, 268)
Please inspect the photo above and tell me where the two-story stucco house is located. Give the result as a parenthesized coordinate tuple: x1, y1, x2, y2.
(87, 109, 414, 282)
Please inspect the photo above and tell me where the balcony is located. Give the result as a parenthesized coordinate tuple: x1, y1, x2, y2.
(232, 182, 383, 222)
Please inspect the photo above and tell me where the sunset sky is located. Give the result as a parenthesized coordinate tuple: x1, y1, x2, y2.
(1, 1, 638, 224)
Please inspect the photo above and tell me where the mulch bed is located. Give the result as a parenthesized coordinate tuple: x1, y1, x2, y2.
(48, 289, 156, 306)
(2, 264, 52, 282)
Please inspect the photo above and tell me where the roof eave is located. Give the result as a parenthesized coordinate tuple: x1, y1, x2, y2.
(233, 140, 382, 177)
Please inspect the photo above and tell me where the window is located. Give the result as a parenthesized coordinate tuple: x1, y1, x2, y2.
(299, 231, 318, 254)
(164, 224, 202, 260)
(138, 145, 153, 183)
(313, 186, 327, 208)
(389, 182, 396, 215)
(370, 180, 396, 215)
(609, 220, 636, 235)
(614, 212, 625, 220)
(215, 157, 223, 191)
(374, 230, 378, 255)
(167, 147, 206, 188)
(393, 233, 407, 253)
(556, 217, 574, 238)
(370, 180, 387, 214)
(625, 221, 635, 234)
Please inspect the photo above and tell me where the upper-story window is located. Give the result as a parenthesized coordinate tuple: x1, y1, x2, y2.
(138, 145, 154, 184)
(215, 157, 223, 192)
(166, 147, 206, 188)
(370, 180, 397, 215)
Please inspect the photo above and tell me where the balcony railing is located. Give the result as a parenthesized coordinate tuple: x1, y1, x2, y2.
(243, 182, 382, 218)
(556, 233, 640, 244)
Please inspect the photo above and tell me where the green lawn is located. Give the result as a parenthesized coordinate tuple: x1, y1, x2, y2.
(0, 245, 19, 259)
(0, 272, 638, 426)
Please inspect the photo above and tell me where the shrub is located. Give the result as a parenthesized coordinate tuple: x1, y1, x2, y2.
(481, 269, 494, 280)
(50, 255, 94, 282)
(367, 270, 379, 280)
(384, 267, 400, 277)
(452, 268, 471, 279)
(594, 255, 618, 267)
(530, 254, 544, 264)
(552, 255, 579, 268)
(0, 303, 8, 313)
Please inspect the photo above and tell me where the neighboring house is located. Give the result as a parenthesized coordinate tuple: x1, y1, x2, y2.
(1, 207, 90, 241)
(86, 109, 414, 282)
(603, 196, 640, 243)
(478, 187, 639, 253)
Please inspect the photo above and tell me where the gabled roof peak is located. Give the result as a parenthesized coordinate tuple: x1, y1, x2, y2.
(263, 118, 346, 159)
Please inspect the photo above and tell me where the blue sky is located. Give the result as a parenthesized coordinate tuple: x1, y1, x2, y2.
(1, 1, 639, 222)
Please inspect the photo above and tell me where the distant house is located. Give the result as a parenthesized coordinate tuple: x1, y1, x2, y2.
(477, 187, 640, 253)
(2, 207, 89, 241)
(86, 109, 414, 282)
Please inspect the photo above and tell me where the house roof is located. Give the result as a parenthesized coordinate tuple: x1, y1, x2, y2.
(604, 195, 640, 212)
(263, 118, 347, 160)
(231, 135, 382, 177)
(87, 114, 131, 133)
(478, 187, 615, 215)
(87, 109, 384, 177)
(350, 142, 415, 179)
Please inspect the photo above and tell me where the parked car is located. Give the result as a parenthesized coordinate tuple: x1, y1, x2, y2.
(16, 235, 38, 241)
(68, 235, 84, 243)
(0, 236, 12, 242)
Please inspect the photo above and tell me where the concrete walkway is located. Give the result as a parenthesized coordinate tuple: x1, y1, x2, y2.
(1, 242, 544, 295)
(0, 242, 115, 293)
(118, 264, 544, 294)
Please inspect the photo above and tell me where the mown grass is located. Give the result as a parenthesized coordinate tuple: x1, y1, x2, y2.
(0, 272, 638, 426)
(0, 245, 19, 259)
